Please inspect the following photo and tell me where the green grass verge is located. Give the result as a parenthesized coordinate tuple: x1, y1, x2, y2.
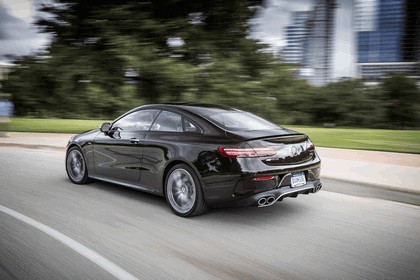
(286, 125, 420, 154)
(2, 118, 420, 154)
(4, 118, 107, 134)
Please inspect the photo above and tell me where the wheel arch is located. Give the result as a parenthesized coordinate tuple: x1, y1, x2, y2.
(66, 142, 83, 154)
(162, 159, 203, 197)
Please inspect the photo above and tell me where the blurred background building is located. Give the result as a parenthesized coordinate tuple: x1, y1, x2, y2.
(279, 0, 337, 87)
(279, 11, 311, 64)
(278, 0, 419, 87)
(304, 0, 337, 86)
(355, 0, 420, 85)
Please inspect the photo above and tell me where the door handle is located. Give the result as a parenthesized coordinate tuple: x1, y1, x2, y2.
(130, 138, 140, 144)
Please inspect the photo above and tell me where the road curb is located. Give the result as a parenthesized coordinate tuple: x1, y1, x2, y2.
(0, 143, 65, 151)
(322, 175, 420, 195)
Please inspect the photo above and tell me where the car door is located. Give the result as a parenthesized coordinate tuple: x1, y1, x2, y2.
(141, 110, 203, 193)
(93, 109, 160, 185)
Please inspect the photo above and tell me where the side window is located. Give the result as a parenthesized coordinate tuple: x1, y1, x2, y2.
(184, 118, 200, 133)
(113, 109, 159, 131)
(150, 111, 183, 132)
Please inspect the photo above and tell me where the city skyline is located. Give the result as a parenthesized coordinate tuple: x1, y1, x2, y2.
(1, 0, 359, 82)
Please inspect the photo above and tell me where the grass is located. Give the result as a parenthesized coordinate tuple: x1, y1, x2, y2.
(2, 118, 420, 154)
(286, 125, 420, 154)
(4, 118, 108, 134)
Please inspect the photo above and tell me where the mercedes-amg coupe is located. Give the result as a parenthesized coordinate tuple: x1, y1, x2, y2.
(66, 104, 322, 217)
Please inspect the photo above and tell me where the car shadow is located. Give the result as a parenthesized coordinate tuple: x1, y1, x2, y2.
(65, 177, 318, 226)
(196, 198, 315, 226)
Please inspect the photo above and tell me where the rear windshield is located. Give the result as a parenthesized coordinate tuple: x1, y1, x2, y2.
(207, 111, 280, 131)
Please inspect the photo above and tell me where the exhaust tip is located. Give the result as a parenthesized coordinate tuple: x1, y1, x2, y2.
(257, 197, 267, 206)
(314, 183, 322, 192)
(267, 196, 275, 204)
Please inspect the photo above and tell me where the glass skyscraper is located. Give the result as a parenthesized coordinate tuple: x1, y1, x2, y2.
(357, 0, 404, 63)
(279, 0, 336, 86)
(279, 11, 311, 64)
(305, 0, 336, 86)
(355, 0, 420, 82)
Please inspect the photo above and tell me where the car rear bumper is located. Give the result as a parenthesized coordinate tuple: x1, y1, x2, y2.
(208, 179, 322, 208)
(252, 179, 322, 207)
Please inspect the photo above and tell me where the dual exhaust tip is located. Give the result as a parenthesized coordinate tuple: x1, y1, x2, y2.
(258, 196, 276, 207)
(257, 183, 322, 207)
(314, 183, 322, 193)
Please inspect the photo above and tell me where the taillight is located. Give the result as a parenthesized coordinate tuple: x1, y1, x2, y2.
(217, 146, 276, 158)
(306, 139, 315, 151)
(252, 175, 274, 181)
(253, 147, 277, 157)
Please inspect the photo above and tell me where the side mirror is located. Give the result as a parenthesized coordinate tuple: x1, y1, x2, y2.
(100, 122, 111, 134)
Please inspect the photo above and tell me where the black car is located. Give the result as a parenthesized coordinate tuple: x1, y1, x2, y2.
(66, 104, 322, 217)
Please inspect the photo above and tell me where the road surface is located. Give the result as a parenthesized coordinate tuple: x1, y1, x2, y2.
(1, 147, 419, 279)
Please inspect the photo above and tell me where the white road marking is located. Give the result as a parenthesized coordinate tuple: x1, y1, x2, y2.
(0, 204, 139, 280)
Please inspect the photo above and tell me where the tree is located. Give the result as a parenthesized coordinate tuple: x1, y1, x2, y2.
(5, 0, 298, 119)
(310, 80, 385, 127)
(381, 74, 420, 128)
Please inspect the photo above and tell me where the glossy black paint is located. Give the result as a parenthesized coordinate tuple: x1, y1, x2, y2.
(67, 104, 322, 207)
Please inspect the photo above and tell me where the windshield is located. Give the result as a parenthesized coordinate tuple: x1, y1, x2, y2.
(207, 111, 280, 131)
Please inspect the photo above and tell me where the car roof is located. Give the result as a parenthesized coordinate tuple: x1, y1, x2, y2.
(138, 103, 240, 117)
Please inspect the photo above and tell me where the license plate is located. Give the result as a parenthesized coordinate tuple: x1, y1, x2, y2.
(291, 172, 306, 188)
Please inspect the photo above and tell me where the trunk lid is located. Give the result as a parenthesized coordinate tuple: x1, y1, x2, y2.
(225, 128, 297, 140)
(246, 134, 315, 165)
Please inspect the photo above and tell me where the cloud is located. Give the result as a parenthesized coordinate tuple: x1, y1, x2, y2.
(251, 0, 313, 50)
(0, 1, 49, 62)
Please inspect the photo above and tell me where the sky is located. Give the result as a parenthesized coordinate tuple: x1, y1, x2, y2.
(0, 0, 356, 78)
(0, 0, 50, 62)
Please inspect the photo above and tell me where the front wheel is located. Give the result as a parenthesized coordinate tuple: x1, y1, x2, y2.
(66, 147, 91, 184)
(165, 164, 208, 217)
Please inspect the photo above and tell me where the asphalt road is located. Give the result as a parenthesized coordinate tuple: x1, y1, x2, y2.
(1, 147, 419, 280)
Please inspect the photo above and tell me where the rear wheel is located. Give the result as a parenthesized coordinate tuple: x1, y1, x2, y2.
(165, 164, 208, 217)
(66, 147, 91, 184)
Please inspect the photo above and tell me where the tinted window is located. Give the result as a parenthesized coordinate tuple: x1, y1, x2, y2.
(207, 112, 280, 131)
(149, 111, 202, 133)
(113, 109, 159, 131)
(151, 111, 183, 132)
(184, 118, 200, 133)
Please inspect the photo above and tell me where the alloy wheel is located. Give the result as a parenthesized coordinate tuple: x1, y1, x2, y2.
(66, 149, 86, 182)
(166, 168, 197, 214)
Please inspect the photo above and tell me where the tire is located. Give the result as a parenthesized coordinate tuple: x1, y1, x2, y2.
(165, 164, 208, 217)
(66, 146, 91, 184)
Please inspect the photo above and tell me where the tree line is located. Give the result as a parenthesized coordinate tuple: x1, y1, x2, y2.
(1, 0, 419, 128)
